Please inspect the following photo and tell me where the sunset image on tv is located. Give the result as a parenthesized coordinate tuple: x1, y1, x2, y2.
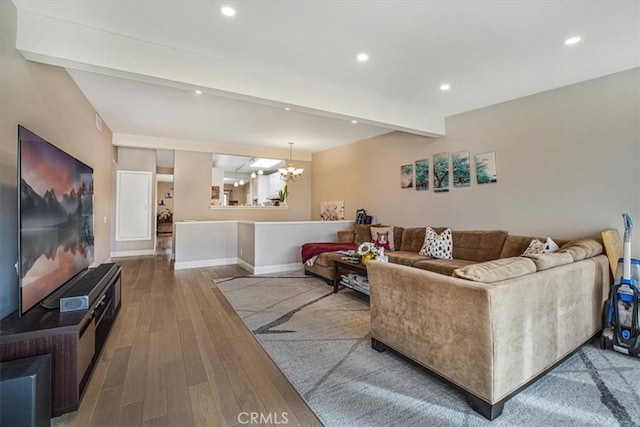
(18, 126, 94, 314)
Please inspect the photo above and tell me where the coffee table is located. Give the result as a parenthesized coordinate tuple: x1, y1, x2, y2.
(333, 258, 369, 295)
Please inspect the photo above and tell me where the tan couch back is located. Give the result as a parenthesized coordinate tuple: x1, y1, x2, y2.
(451, 230, 508, 262)
(499, 235, 569, 258)
(400, 227, 507, 262)
(400, 227, 447, 252)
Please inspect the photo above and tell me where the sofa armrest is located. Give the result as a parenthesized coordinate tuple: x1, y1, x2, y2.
(337, 230, 354, 243)
(368, 261, 495, 401)
(487, 255, 609, 401)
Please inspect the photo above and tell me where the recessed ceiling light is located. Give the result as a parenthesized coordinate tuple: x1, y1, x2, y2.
(351, 120, 358, 124)
(221, 6, 236, 17)
(195, 90, 202, 94)
(564, 36, 581, 45)
(440, 83, 451, 91)
(285, 107, 291, 111)
(356, 53, 369, 62)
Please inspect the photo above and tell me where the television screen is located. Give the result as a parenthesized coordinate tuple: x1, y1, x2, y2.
(18, 126, 95, 315)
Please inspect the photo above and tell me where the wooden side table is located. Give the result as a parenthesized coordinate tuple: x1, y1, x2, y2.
(333, 258, 369, 295)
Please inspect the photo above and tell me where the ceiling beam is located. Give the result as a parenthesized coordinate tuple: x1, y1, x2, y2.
(15, 9, 446, 138)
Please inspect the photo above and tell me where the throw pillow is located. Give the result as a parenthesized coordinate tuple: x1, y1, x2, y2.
(371, 226, 395, 251)
(522, 238, 546, 256)
(544, 237, 559, 253)
(453, 257, 536, 282)
(522, 237, 560, 256)
(419, 227, 453, 260)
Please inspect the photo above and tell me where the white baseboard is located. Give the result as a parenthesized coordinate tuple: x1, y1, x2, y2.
(237, 259, 255, 273)
(172, 257, 301, 274)
(253, 262, 302, 275)
(110, 249, 156, 258)
(174, 257, 238, 270)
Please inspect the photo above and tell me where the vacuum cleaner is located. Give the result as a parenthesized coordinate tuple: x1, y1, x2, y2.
(601, 213, 640, 357)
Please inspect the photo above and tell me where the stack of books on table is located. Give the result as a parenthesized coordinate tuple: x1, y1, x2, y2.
(340, 273, 370, 295)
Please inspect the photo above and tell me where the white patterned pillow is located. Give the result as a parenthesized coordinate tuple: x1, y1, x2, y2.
(544, 237, 559, 253)
(419, 227, 453, 259)
(522, 237, 559, 256)
(522, 239, 546, 256)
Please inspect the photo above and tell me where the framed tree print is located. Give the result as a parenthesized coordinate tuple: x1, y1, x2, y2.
(415, 159, 429, 191)
(476, 152, 497, 184)
(401, 164, 413, 188)
(433, 152, 449, 192)
(452, 150, 471, 188)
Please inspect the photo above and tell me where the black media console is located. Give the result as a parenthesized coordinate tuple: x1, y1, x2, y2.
(0, 263, 122, 416)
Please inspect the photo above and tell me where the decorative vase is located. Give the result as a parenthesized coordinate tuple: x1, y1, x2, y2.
(361, 253, 375, 265)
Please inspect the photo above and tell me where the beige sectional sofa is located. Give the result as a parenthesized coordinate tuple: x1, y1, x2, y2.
(304, 224, 610, 419)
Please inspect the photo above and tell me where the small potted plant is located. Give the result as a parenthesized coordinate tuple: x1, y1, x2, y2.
(278, 184, 288, 205)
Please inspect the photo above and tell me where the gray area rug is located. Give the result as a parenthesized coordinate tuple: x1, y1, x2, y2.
(215, 273, 640, 426)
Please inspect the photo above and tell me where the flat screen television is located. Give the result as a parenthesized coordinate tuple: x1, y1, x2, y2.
(17, 125, 95, 316)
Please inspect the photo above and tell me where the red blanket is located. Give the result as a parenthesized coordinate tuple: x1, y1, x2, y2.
(301, 242, 356, 264)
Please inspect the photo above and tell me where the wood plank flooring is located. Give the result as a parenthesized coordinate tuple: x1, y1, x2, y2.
(52, 247, 321, 427)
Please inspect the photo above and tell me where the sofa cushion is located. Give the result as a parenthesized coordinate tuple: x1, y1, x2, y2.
(451, 230, 508, 262)
(419, 227, 453, 259)
(354, 224, 374, 245)
(414, 258, 476, 276)
(559, 238, 603, 261)
(337, 230, 354, 243)
(453, 257, 536, 282)
(400, 227, 447, 252)
(386, 251, 431, 266)
(524, 252, 574, 271)
(313, 251, 347, 268)
(387, 226, 404, 251)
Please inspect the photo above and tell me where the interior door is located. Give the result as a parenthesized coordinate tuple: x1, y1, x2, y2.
(116, 170, 153, 241)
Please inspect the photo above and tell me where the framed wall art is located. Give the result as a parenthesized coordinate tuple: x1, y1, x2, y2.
(452, 150, 471, 188)
(415, 159, 429, 191)
(476, 152, 497, 184)
(433, 152, 449, 192)
(401, 164, 413, 189)
(320, 201, 345, 220)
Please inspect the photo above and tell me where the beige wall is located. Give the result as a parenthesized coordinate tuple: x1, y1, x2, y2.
(0, 1, 113, 318)
(174, 150, 312, 222)
(313, 68, 640, 252)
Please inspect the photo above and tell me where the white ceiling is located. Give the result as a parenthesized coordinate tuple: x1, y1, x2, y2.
(66, 69, 390, 153)
(12, 0, 640, 153)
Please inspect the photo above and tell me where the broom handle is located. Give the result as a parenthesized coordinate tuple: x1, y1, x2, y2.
(623, 213, 632, 281)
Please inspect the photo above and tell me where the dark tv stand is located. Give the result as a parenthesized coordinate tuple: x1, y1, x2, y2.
(0, 263, 122, 416)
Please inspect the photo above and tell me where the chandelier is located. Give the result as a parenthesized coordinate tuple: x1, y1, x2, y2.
(279, 142, 304, 182)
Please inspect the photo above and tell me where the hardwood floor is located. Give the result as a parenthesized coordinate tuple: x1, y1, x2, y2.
(52, 252, 321, 426)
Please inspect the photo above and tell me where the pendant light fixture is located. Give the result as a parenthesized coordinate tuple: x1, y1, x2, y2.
(278, 142, 304, 182)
